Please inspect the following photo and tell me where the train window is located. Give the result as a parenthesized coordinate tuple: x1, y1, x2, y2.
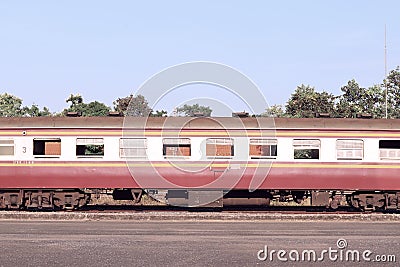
(293, 139, 320, 159)
(206, 138, 234, 158)
(0, 139, 14, 156)
(163, 138, 191, 158)
(336, 139, 363, 160)
(76, 138, 104, 157)
(249, 139, 277, 159)
(379, 140, 400, 160)
(33, 138, 61, 157)
(120, 138, 147, 158)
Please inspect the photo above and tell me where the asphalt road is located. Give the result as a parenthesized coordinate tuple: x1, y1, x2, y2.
(0, 220, 398, 267)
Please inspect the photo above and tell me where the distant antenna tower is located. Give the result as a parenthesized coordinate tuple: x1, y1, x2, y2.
(384, 24, 388, 119)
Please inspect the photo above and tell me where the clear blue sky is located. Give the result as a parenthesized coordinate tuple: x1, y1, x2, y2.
(1, 1, 399, 115)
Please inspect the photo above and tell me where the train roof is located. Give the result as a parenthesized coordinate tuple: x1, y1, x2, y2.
(1, 116, 400, 130)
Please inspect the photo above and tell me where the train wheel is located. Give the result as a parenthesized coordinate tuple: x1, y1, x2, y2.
(348, 193, 385, 211)
(0, 191, 23, 209)
(292, 191, 306, 204)
(329, 199, 339, 210)
(52, 191, 90, 210)
(23, 190, 90, 210)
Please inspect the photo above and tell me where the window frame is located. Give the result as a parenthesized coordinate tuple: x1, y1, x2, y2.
(379, 139, 400, 160)
(162, 138, 191, 158)
(76, 138, 104, 158)
(206, 138, 234, 158)
(33, 138, 61, 158)
(119, 138, 148, 159)
(0, 139, 14, 156)
(336, 139, 363, 160)
(293, 139, 320, 160)
(249, 138, 277, 159)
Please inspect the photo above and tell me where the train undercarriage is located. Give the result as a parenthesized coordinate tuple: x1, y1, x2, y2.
(0, 190, 90, 210)
(0, 188, 400, 212)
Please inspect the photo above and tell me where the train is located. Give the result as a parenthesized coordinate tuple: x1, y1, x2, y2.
(0, 115, 400, 211)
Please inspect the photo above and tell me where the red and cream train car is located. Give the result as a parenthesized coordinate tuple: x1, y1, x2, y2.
(0, 116, 400, 210)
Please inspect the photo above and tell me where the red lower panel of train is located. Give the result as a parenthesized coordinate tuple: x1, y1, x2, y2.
(0, 161, 399, 190)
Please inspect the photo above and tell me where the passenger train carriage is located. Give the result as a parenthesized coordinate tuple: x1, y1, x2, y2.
(0, 116, 400, 211)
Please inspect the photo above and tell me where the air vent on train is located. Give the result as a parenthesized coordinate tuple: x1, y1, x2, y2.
(66, 111, 82, 117)
(108, 111, 122, 117)
(232, 111, 249, 118)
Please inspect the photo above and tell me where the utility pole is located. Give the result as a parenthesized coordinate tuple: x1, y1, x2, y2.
(384, 24, 388, 119)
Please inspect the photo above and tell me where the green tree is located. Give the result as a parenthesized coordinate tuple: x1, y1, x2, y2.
(285, 85, 335, 118)
(150, 110, 168, 117)
(336, 80, 384, 118)
(0, 93, 23, 117)
(176, 103, 212, 117)
(113, 94, 152, 116)
(84, 101, 111, 116)
(66, 94, 83, 106)
(63, 94, 110, 116)
(64, 94, 85, 114)
(22, 104, 52, 117)
(261, 104, 285, 117)
(384, 66, 400, 118)
(0, 93, 51, 117)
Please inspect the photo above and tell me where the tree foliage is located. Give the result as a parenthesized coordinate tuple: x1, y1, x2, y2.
(0, 93, 23, 117)
(280, 75, 396, 119)
(2, 66, 400, 119)
(63, 94, 110, 116)
(385, 67, 400, 118)
(285, 85, 335, 118)
(262, 104, 285, 117)
(113, 94, 152, 117)
(176, 103, 212, 117)
(83, 101, 111, 117)
(0, 93, 51, 117)
(66, 94, 83, 106)
(335, 80, 383, 118)
(22, 104, 52, 117)
(150, 110, 168, 117)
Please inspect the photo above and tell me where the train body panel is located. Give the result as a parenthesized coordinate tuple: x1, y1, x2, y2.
(1, 116, 400, 210)
(1, 160, 400, 190)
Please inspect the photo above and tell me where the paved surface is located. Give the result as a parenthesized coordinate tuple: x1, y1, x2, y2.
(0, 221, 398, 267)
(1, 210, 400, 221)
